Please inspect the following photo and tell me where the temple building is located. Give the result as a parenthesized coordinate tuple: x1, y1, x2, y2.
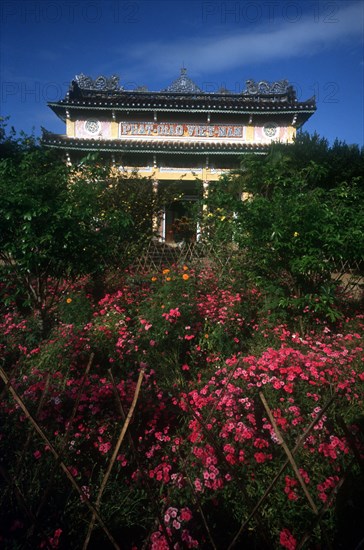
(42, 69, 316, 243)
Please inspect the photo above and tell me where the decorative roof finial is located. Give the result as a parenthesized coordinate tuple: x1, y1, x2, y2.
(162, 68, 203, 94)
(74, 73, 122, 91)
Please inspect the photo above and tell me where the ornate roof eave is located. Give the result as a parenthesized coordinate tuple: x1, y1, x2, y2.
(48, 102, 316, 122)
(51, 93, 316, 106)
(41, 134, 272, 155)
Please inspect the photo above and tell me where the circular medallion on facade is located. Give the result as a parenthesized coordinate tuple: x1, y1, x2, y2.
(84, 119, 101, 135)
(263, 123, 278, 138)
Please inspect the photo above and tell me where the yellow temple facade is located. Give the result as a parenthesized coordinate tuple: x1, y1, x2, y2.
(42, 70, 316, 242)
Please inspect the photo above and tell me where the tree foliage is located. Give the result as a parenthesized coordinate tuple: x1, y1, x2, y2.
(202, 133, 364, 323)
(0, 126, 171, 333)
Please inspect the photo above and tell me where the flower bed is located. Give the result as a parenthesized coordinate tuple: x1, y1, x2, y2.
(0, 266, 363, 549)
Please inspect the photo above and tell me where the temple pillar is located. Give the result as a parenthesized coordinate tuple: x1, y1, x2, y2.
(66, 119, 75, 137)
(203, 180, 209, 210)
(196, 179, 209, 242)
(152, 180, 164, 241)
(111, 121, 119, 139)
(245, 125, 254, 143)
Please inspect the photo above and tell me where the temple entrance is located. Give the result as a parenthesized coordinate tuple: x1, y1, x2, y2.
(165, 200, 197, 244)
(160, 180, 202, 245)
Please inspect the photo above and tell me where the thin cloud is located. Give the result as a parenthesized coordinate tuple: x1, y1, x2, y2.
(116, 1, 363, 80)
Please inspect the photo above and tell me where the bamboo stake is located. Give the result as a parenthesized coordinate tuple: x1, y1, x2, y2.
(297, 469, 349, 550)
(108, 369, 175, 550)
(185, 399, 273, 549)
(83, 367, 145, 550)
(0, 366, 120, 550)
(184, 470, 218, 550)
(227, 393, 336, 549)
(11, 372, 51, 484)
(34, 355, 94, 521)
(259, 391, 319, 514)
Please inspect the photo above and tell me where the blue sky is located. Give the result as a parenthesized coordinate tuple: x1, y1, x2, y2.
(1, 0, 363, 145)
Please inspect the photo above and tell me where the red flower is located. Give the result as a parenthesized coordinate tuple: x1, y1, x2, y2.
(280, 528, 297, 549)
(254, 452, 272, 463)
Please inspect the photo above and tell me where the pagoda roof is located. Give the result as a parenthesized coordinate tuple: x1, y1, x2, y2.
(47, 72, 316, 125)
(41, 130, 270, 155)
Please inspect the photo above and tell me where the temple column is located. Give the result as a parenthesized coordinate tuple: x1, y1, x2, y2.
(152, 180, 164, 241)
(66, 119, 75, 137)
(196, 179, 209, 242)
(203, 180, 209, 209)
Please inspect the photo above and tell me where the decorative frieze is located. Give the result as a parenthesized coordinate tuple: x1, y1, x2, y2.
(75, 120, 112, 139)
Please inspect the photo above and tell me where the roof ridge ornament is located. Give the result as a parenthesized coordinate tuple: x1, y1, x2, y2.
(244, 79, 290, 95)
(162, 68, 204, 94)
(74, 73, 122, 91)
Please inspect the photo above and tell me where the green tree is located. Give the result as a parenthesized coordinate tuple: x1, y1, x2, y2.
(202, 135, 364, 324)
(0, 128, 170, 334)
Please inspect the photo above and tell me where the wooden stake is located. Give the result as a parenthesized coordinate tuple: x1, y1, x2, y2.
(0, 365, 120, 550)
(259, 392, 318, 514)
(83, 368, 145, 550)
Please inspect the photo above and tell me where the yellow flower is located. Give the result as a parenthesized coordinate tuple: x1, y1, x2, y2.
(182, 274, 189, 281)
(151, 276, 157, 282)
(66, 298, 72, 304)
(162, 268, 170, 275)
(293, 231, 299, 238)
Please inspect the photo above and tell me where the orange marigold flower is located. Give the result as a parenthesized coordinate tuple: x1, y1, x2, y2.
(162, 268, 170, 275)
(166, 277, 171, 281)
(182, 265, 189, 271)
(182, 274, 189, 281)
(66, 298, 72, 304)
(151, 276, 157, 282)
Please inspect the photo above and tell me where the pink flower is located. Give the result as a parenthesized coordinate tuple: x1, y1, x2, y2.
(98, 441, 112, 454)
(280, 528, 297, 549)
(172, 519, 181, 530)
(34, 450, 41, 460)
(194, 478, 203, 492)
